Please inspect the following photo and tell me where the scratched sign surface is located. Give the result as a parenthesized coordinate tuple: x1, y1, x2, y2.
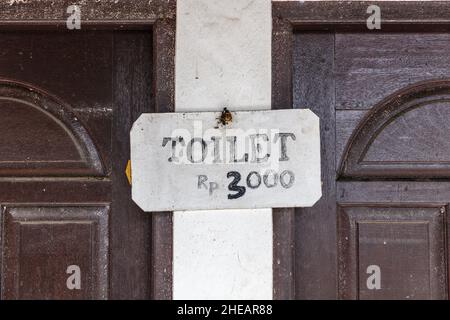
(130, 109, 321, 211)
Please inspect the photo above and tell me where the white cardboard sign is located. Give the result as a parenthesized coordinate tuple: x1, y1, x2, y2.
(130, 109, 321, 211)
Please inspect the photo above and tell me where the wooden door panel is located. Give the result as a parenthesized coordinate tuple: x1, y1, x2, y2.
(1, 205, 109, 300)
(336, 110, 365, 167)
(0, 80, 105, 176)
(338, 205, 447, 300)
(110, 32, 153, 299)
(0, 32, 113, 109)
(292, 32, 337, 299)
(335, 33, 450, 110)
(0, 32, 113, 174)
(0, 1, 175, 300)
(290, 30, 450, 299)
(0, 30, 158, 299)
(338, 79, 450, 179)
(334, 32, 450, 299)
(273, 1, 450, 300)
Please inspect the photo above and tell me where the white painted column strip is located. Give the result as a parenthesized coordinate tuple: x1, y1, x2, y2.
(173, 0, 273, 299)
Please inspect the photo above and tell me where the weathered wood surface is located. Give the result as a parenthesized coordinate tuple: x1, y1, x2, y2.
(274, 0, 450, 300)
(0, 0, 175, 25)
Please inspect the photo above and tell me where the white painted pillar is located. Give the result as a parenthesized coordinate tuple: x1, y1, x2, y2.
(173, 0, 273, 299)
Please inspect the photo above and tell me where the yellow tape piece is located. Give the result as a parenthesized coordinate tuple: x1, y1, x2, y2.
(125, 160, 132, 185)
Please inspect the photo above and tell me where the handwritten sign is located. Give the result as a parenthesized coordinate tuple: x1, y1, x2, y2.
(130, 109, 321, 211)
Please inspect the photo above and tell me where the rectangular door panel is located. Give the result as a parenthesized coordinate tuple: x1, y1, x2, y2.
(338, 204, 447, 300)
(1, 205, 108, 300)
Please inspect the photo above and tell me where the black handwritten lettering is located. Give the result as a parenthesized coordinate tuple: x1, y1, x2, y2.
(227, 171, 246, 199)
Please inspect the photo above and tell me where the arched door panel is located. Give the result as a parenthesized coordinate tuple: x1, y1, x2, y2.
(339, 80, 450, 179)
(0, 80, 104, 176)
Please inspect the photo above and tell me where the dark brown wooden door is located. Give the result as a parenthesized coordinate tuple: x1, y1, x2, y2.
(0, 31, 153, 299)
(293, 32, 450, 300)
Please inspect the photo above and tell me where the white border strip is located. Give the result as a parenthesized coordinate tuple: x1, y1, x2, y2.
(173, 0, 273, 299)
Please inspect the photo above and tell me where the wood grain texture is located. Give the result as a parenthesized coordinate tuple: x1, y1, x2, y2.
(0, 31, 115, 300)
(336, 110, 366, 171)
(272, 207, 295, 300)
(111, 31, 153, 300)
(338, 181, 450, 203)
(335, 33, 450, 110)
(273, 0, 450, 301)
(339, 79, 450, 179)
(151, 17, 175, 300)
(0, 31, 113, 174)
(0, 80, 104, 176)
(0, 0, 175, 26)
(292, 32, 336, 299)
(273, 1, 450, 30)
(0, 32, 113, 109)
(2, 205, 109, 300)
(272, 11, 293, 111)
(0, 2, 175, 300)
(365, 103, 450, 162)
(338, 204, 447, 300)
(0, 179, 110, 203)
(272, 10, 295, 300)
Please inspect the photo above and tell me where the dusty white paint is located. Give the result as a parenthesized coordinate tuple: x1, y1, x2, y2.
(173, 0, 273, 299)
(174, 210, 272, 300)
(175, 0, 271, 112)
(131, 110, 321, 211)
